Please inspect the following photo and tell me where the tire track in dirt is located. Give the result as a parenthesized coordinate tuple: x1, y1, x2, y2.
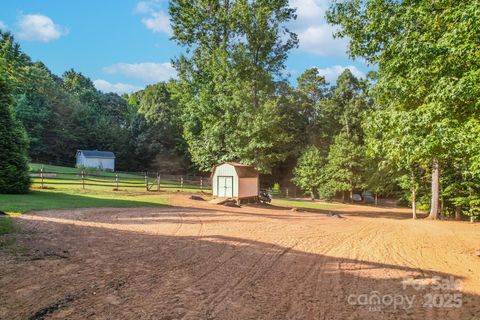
(4, 202, 480, 320)
(260, 220, 377, 319)
(205, 241, 298, 319)
(309, 221, 382, 319)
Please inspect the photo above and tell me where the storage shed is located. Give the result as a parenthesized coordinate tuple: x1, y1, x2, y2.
(76, 150, 115, 171)
(211, 162, 259, 201)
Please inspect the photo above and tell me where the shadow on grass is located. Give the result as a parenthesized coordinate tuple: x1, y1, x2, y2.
(1, 213, 479, 320)
(0, 190, 169, 214)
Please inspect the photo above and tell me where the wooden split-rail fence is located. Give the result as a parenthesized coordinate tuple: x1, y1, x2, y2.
(31, 167, 211, 192)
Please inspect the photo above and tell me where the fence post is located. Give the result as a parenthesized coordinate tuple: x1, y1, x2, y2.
(40, 166, 44, 189)
(115, 174, 119, 189)
(180, 176, 184, 192)
(200, 177, 203, 191)
(81, 170, 85, 190)
(145, 172, 148, 191)
(157, 172, 160, 192)
(286, 188, 289, 198)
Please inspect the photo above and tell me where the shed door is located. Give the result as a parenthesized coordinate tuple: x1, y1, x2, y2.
(218, 176, 233, 197)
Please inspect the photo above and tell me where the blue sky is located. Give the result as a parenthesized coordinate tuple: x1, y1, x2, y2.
(0, 0, 369, 94)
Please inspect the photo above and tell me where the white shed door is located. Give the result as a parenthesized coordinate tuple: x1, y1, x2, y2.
(218, 176, 233, 197)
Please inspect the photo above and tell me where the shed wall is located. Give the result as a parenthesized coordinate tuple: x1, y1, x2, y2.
(76, 153, 86, 167)
(238, 177, 259, 198)
(76, 154, 115, 171)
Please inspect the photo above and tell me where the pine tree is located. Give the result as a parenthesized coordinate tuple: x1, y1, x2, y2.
(292, 146, 325, 200)
(0, 77, 30, 194)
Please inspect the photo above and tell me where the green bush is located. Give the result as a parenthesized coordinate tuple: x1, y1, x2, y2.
(0, 78, 31, 194)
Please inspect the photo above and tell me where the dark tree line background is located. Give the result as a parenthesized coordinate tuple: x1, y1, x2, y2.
(0, 31, 186, 173)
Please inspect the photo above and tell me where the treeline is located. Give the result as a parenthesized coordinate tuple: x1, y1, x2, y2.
(168, 0, 480, 221)
(327, 0, 480, 220)
(0, 31, 185, 172)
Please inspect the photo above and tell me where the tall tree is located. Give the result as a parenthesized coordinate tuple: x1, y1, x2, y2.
(170, 0, 297, 172)
(319, 132, 365, 201)
(129, 82, 188, 171)
(0, 31, 30, 90)
(0, 77, 30, 193)
(292, 146, 325, 200)
(363, 109, 429, 218)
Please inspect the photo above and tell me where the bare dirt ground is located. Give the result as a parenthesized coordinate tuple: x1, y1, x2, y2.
(1, 194, 479, 320)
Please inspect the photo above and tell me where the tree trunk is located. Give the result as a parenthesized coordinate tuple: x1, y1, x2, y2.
(412, 188, 417, 219)
(350, 189, 353, 203)
(428, 159, 440, 220)
(375, 193, 378, 206)
(310, 189, 315, 201)
(455, 206, 462, 221)
(344, 114, 350, 137)
(342, 191, 346, 203)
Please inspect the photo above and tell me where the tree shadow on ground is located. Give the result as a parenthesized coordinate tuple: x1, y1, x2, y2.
(0, 190, 169, 214)
(245, 202, 427, 220)
(1, 213, 479, 320)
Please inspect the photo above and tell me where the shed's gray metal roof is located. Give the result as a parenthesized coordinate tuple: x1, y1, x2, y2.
(77, 150, 115, 159)
(211, 162, 259, 178)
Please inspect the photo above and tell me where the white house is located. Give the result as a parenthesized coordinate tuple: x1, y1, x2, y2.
(76, 150, 115, 171)
(211, 162, 259, 201)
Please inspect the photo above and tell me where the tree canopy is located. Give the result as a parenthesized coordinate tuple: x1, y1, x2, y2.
(327, 0, 480, 219)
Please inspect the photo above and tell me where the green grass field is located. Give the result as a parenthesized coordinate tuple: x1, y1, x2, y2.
(29, 163, 210, 193)
(272, 199, 348, 211)
(0, 187, 172, 240)
(0, 189, 171, 214)
(1, 163, 204, 238)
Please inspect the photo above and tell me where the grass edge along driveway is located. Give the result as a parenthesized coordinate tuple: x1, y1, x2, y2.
(0, 188, 171, 241)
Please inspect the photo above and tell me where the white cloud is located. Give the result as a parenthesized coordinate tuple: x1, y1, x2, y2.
(17, 14, 67, 42)
(0, 21, 7, 30)
(135, 1, 171, 35)
(290, 0, 329, 22)
(142, 11, 171, 35)
(93, 79, 143, 95)
(102, 62, 177, 84)
(135, 1, 153, 14)
(289, 0, 348, 57)
(298, 25, 348, 56)
(134, 0, 164, 13)
(316, 65, 366, 83)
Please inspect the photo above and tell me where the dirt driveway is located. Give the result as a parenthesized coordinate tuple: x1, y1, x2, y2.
(1, 195, 479, 319)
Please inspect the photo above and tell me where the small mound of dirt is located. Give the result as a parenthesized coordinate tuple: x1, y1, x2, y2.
(327, 211, 342, 218)
(223, 201, 240, 208)
(189, 195, 205, 201)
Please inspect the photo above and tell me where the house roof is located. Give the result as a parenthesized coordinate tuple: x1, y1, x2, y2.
(212, 162, 259, 178)
(77, 150, 115, 159)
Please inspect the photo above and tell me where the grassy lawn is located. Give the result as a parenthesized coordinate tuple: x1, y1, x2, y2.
(0, 177, 175, 243)
(30, 163, 143, 178)
(272, 198, 349, 211)
(29, 163, 209, 193)
(0, 189, 171, 215)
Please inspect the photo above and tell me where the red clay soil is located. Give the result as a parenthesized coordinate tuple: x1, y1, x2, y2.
(1, 194, 479, 319)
